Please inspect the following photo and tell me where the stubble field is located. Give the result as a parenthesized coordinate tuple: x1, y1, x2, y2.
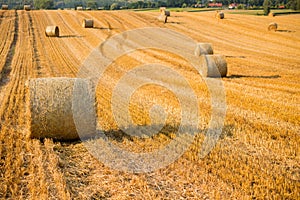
(0, 9, 299, 199)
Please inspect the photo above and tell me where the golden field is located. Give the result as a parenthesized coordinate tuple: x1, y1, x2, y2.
(0, 9, 299, 199)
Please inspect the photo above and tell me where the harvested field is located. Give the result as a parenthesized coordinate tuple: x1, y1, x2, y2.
(0, 9, 299, 199)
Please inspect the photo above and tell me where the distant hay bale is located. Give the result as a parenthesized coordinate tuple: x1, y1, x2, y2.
(160, 7, 170, 16)
(2, 5, 8, 10)
(159, 7, 166, 12)
(164, 10, 171, 16)
(77, 6, 83, 10)
(268, 22, 277, 31)
(26, 78, 96, 140)
(158, 14, 168, 23)
(45, 26, 59, 37)
(24, 5, 31, 11)
(82, 19, 94, 28)
(215, 11, 224, 19)
(200, 55, 227, 77)
(195, 43, 214, 56)
(268, 12, 275, 17)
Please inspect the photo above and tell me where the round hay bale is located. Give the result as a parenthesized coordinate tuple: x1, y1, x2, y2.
(82, 19, 94, 28)
(160, 7, 170, 16)
(2, 5, 8, 10)
(268, 12, 275, 17)
(195, 43, 214, 56)
(45, 26, 59, 37)
(158, 14, 168, 23)
(164, 10, 171, 17)
(216, 11, 224, 19)
(26, 78, 96, 140)
(24, 5, 31, 11)
(77, 6, 83, 10)
(159, 7, 166, 13)
(268, 22, 277, 31)
(200, 55, 227, 77)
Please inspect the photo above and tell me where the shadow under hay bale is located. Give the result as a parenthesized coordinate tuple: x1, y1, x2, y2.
(45, 26, 59, 37)
(200, 55, 227, 77)
(26, 78, 96, 140)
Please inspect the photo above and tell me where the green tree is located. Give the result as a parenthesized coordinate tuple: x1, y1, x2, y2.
(87, 0, 97, 9)
(287, 0, 300, 9)
(34, 0, 54, 9)
(263, 0, 270, 15)
(110, 2, 119, 10)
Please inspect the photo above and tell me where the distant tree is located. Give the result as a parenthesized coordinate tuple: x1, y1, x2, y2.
(287, 0, 300, 9)
(263, 0, 270, 15)
(110, 2, 119, 10)
(34, 0, 54, 9)
(87, 0, 97, 9)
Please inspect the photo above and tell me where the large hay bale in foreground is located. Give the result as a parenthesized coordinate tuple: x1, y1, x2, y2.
(82, 19, 94, 28)
(45, 26, 59, 37)
(24, 5, 31, 11)
(268, 22, 277, 31)
(26, 78, 96, 140)
(195, 43, 214, 56)
(158, 14, 168, 23)
(77, 6, 83, 10)
(215, 11, 224, 19)
(200, 55, 227, 77)
(2, 5, 8, 10)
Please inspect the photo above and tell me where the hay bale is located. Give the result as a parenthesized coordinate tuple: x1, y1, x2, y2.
(159, 7, 166, 13)
(24, 5, 31, 11)
(164, 10, 171, 17)
(268, 22, 277, 31)
(200, 55, 227, 77)
(82, 19, 94, 28)
(195, 43, 214, 56)
(26, 78, 96, 140)
(215, 11, 224, 19)
(45, 26, 59, 37)
(158, 14, 167, 23)
(77, 6, 83, 10)
(2, 5, 8, 10)
(268, 12, 275, 17)
(160, 7, 170, 16)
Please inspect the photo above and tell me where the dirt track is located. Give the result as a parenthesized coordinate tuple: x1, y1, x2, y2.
(0, 10, 299, 199)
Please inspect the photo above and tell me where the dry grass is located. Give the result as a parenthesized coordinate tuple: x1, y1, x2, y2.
(0, 10, 299, 199)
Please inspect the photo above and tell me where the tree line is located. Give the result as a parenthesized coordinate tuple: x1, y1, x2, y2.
(1, 0, 299, 10)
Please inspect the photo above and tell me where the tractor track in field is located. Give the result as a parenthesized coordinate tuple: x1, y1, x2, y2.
(0, 10, 17, 83)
